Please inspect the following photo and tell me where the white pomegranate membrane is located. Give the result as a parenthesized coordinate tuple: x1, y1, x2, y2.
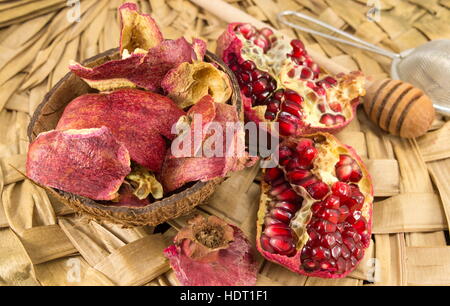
(222, 23, 365, 136)
(259, 134, 373, 277)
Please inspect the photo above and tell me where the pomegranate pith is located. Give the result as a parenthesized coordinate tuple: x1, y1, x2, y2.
(257, 133, 373, 278)
(217, 23, 366, 136)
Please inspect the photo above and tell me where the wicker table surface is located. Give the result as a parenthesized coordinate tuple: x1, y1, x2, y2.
(0, 0, 449, 286)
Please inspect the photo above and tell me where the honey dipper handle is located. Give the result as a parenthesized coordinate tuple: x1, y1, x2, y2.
(190, 0, 351, 75)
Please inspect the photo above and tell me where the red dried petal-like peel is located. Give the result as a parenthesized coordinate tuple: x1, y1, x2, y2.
(57, 89, 185, 173)
(119, 2, 163, 55)
(26, 127, 130, 201)
(164, 215, 257, 286)
(160, 99, 257, 192)
(69, 38, 197, 91)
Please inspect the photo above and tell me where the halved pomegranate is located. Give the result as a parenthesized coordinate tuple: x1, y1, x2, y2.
(217, 23, 366, 136)
(257, 133, 373, 278)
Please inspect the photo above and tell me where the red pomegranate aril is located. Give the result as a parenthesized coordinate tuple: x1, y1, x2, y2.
(337, 257, 346, 272)
(264, 167, 283, 183)
(298, 146, 318, 165)
(338, 205, 350, 222)
(320, 114, 335, 126)
(282, 101, 302, 117)
(278, 146, 292, 160)
(260, 28, 274, 39)
(306, 181, 330, 200)
(264, 216, 283, 226)
(332, 181, 352, 199)
(321, 233, 337, 248)
(331, 245, 342, 259)
(319, 208, 340, 224)
(343, 237, 356, 254)
(296, 138, 314, 152)
(353, 217, 367, 235)
(312, 219, 337, 234)
(275, 202, 300, 214)
(241, 60, 255, 71)
(324, 76, 337, 85)
(285, 91, 304, 104)
(264, 223, 292, 237)
(237, 24, 256, 39)
(267, 101, 280, 113)
(330, 102, 342, 112)
(341, 244, 350, 259)
(242, 84, 252, 97)
(335, 155, 363, 183)
(253, 79, 269, 94)
(312, 246, 330, 260)
(276, 188, 298, 201)
(287, 169, 311, 183)
(335, 115, 346, 124)
(260, 235, 275, 253)
(253, 35, 270, 52)
(269, 237, 295, 255)
(270, 208, 293, 223)
(265, 111, 276, 121)
(300, 68, 312, 79)
(324, 195, 340, 209)
(354, 243, 365, 260)
(311, 202, 322, 215)
(278, 119, 297, 136)
(291, 39, 305, 52)
(270, 183, 289, 196)
(302, 259, 316, 271)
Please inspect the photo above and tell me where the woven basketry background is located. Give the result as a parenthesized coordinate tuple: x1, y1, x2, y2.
(0, 0, 449, 286)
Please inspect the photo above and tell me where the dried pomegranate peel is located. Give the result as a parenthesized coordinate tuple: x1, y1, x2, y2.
(26, 127, 131, 201)
(118, 2, 163, 56)
(164, 215, 257, 286)
(56, 89, 185, 173)
(162, 61, 232, 109)
(257, 133, 373, 278)
(160, 96, 257, 192)
(125, 164, 163, 200)
(217, 23, 366, 136)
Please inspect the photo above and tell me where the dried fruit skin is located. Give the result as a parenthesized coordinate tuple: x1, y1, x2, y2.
(216, 23, 366, 136)
(162, 61, 232, 109)
(69, 38, 199, 92)
(119, 2, 163, 55)
(26, 127, 130, 201)
(164, 215, 257, 286)
(57, 89, 185, 173)
(257, 133, 373, 278)
(160, 99, 257, 192)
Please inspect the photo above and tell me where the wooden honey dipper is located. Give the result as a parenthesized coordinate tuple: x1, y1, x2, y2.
(191, 0, 436, 138)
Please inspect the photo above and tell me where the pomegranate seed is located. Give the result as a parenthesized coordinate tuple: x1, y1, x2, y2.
(306, 181, 330, 199)
(302, 259, 316, 271)
(335, 155, 363, 183)
(264, 167, 283, 183)
(253, 79, 268, 94)
(281, 100, 302, 117)
(312, 219, 336, 234)
(270, 183, 289, 196)
(298, 146, 318, 166)
(269, 236, 295, 255)
(241, 84, 252, 97)
(354, 243, 364, 260)
(278, 146, 292, 160)
(331, 245, 342, 259)
(266, 101, 280, 113)
(311, 202, 322, 215)
(278, 119, 297, 136)
(319, 208, 340, 224)
(296, 138, 314, 152)
(264, 223, 292, 237)
(241, 60, 255, 71)
(237, 24, 256, 39)
(275, 201, 300, 214)
(270, 208, 293, 223)
(287, 169, 311, 183)
(260, 28, 274, 39)
(253, 35, 270, 52)
(353, 217, 367, 235)
(312, 246, 330, 260)
(264, 216, 283, 226)
(318, 103, 326, 113)
(335, 115, 346, 124)
(320, 114, 335, 126)
(285, 90, 304, 104)
(298, 175, 318, 188)
(324, 76, 337, 85)
(343, 237, 356, 254)
(341, 244, 350, 259)
(321, 233, 337, 248)
(332, 181, 352, 199)
(260, 235, 275, 252)
(338, 205, 350, 222)
(276, 188, 298, 201)
(300, 68, 312, 79)
(324, 195, 340, 209)
(265, 111, 276, 120)
(291, 39, 305, 51)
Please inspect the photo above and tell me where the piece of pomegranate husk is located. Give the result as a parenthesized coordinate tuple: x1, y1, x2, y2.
(256, 133, 373, 278)
(28, 48, 242, 227)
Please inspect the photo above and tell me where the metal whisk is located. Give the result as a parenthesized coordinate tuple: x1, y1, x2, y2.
(278, 10, 450, 115)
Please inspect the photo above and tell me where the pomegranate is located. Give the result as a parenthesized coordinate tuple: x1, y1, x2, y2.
(257, 133, 373, 278)
(217, 23, 366, 136)
(164, 215, 257, 286)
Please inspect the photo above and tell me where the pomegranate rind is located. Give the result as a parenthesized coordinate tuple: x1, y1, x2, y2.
(118, 2, 163, 56)
(56, 89, 185, 173)
(69, 38, 197, 92)
(161, 61, 232, 109)
(164, 215, 257, 286)
(160, 101, 257, 192)
(256, 133, 373, 279)
(26, 127, 131, 201)
(192, 38, 207, 61)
